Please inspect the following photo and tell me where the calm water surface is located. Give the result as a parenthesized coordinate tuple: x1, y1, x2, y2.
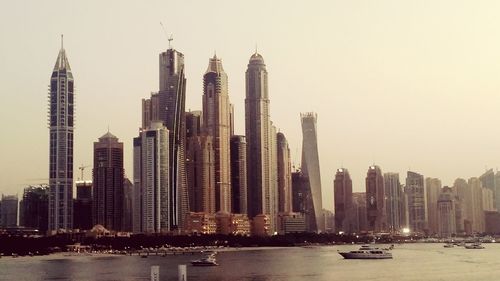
(1, 243, 500, 280)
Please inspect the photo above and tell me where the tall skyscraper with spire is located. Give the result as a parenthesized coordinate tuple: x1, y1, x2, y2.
(300, 112, 324, 232)
(48, 36, 74, 232)
(202, 54, 232, 213)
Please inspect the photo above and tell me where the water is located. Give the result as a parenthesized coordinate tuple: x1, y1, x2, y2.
(1, 243, 500, 281)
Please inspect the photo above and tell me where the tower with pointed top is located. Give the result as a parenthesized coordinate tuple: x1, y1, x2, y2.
(48, 36, 74, 232)
(202, 54, 232, 213)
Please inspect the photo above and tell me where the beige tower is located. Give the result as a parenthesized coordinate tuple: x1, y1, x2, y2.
(468, 177, 485, 233)
(426, 177, 442, 235)
(202, 55, 232, 213)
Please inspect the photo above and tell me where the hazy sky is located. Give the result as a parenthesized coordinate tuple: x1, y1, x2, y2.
(2, 0, 500, 210)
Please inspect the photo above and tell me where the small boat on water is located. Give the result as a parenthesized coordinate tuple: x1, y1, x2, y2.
(191, 253, 219, 266)
(443, 243, 454, 248)
(465, 243, 484, 249)
(338, 245, 393, 259)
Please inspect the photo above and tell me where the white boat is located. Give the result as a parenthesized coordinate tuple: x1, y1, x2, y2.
(443, 243, 454, 248)
(338, 245, 393, 259)
(191, 253, 219, 266)
(465, 243, 484, 249)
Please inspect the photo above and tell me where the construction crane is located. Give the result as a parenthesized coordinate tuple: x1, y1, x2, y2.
(78, 164, 91, 180)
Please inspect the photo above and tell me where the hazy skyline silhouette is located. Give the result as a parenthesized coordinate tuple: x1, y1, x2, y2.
(2, 0, 500, 210)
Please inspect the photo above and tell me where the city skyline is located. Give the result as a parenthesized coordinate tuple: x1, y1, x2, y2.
(5, 1, 500, 211)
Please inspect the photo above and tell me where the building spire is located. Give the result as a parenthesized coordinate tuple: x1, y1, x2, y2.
(255, 43, 258, 54)
(61, 34, 64, 49)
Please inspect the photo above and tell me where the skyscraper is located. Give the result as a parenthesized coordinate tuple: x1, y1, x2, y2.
(1, 195, 18, 227)
(426, 177, 442, 235)
(92, 131, 124, 231)
(277, 133, 292, 214)
(405, 171, 426, 234)
(158, 47, 188, 230)
(20, 186, 49, 232)
(186, 134, 215, 214)
(122, 178, 134, 232)
(467, 177, 485, 233)
(352, 192, 368, 233)
(366, 165, 386, 232)
(245, 52, 273, 225)
(300, 112, 324, 232)
(334, 168, 353, 233)
(73, 181, 92, 230)
(480, 169, 496, 209)
(48, 37, 74, 232)
(203, 54, 232, 214)
(133, 121, 170, 233)
(452, 178, 469, 233)
(384, 173, 404, 233)
(185, 110, 215, 214)
(231, 135, 248, 214)
(437, 186, 457, 238)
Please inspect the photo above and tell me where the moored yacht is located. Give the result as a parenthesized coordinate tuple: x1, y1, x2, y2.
(338, 245, 393, 259)
(464, 243, 484, 249)
(191, 253, 219, 266)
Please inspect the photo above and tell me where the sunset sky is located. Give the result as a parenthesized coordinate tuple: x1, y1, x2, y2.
(2, 0, 500, 210)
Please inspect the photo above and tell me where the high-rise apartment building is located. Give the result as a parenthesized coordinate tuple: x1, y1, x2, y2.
(230, 136, 248, 214)
(384, 173, 404, 233)
(480, 169, 497, 210)
(186, 110, 211, 213)
(245, 52, 273, 225)
(468, 177, 485, 233)
(300, 112, 323, 232)
(277, 133, 292, 214)
(365, 165, 386, 232)
(92, 132, 124, 231)
(141, 47, 188, 230)
(426, 177, 442, 235)
(352, 192, 368, 233)
(73, 181, 92, 230)
(405, 171, 426, 234)
(482, 188, 495, 211)
(452, 178, 470, 232)
(20, 186, 48, 232)
(334, 168, 353, 233)
(48, 37, 74, 232)
(186, 135, 215, 214)
(1, 195, 18, 227)
(123, 178, 134, 232)
(203, 55, 232, 214)
(158, 47, 188, 230)
(133, 121, 170, 233)
(437, 187, 457, 238)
